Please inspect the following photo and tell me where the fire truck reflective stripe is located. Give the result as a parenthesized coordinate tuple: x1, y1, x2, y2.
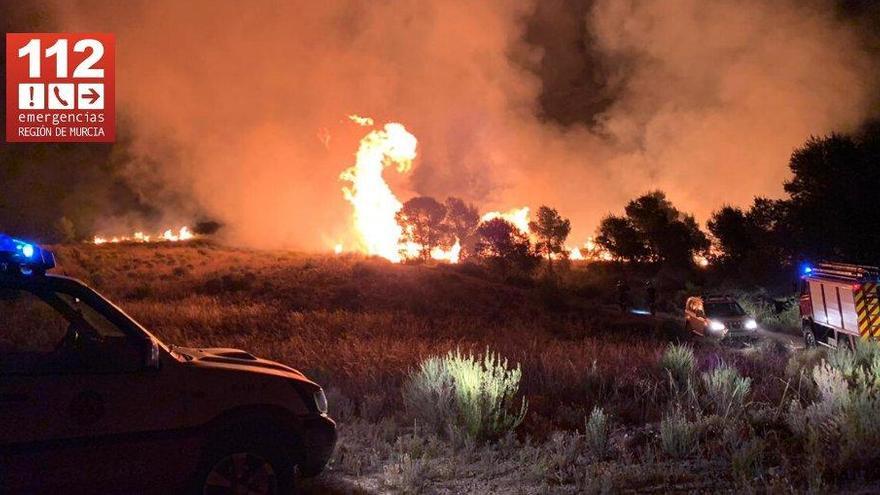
(854, 287, 870, 336)
(866, 292, 880, 337)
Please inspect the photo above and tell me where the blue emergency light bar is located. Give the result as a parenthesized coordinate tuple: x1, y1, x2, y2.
(0, 234, 55, 275)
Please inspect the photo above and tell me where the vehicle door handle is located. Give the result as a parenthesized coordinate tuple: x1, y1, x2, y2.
(0, 393, 29, 403)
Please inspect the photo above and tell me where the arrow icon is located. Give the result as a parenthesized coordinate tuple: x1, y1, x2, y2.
(82, 87, 101, 105)
(77, 84, 104, 109)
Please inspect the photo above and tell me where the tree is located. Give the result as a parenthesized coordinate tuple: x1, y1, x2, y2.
(596, 215, 648, 262)
(597, 191, 708, 266)
(528, 206, 571, 270)
(443, 197, 480, 259)
(396, 196, 453, 262)
(622, 191, 709, 266)
(475, 218, 538, 275)
(781, 130, 880, 264)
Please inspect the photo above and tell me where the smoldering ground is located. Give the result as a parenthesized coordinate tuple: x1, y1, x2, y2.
(40, 0, 880, 248)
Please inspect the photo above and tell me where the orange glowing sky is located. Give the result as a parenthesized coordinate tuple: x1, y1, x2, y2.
(49, 0, 879, 250)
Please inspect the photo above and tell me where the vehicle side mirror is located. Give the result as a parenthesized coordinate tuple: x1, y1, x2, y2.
(144, 338, 160, 370)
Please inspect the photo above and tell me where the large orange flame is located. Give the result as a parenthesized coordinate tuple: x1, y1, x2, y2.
(340, 121, 417, 262)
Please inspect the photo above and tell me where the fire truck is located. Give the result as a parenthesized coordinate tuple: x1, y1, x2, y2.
(799, 261, 880, 348)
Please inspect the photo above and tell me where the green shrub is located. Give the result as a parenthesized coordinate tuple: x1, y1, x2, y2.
(584, 406, 610, 458)
(660, 407, 698, 459)
(660, 343, 695, 395)
(403, 348, 528, 442)
(738, 294, 799, 332)
(403, 356, 456, 436)
(701, 364, 751, 419)
(787, 340, 880, 477)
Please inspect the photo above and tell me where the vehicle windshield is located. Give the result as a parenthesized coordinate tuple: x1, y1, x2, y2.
(705, 302, 746, 317)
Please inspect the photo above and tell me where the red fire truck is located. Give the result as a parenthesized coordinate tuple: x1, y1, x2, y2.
(799, 262, 880, 348)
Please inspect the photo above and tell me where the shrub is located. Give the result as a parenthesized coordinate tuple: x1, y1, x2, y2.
(701, 364, 751, 419)
(403, 356, 456, 436)
(403, 348, 528, 442)
(660, 407, 697, 459)
(445, 349, 528, 441)
(543, 431, 584, 485)
(787, 340, 880, 477)
(730, 437, 765, 482)
(660, 343, 695, 395)
(584, 407, 610, 458)
(383, 452, 429, 494)
(738, 295, 799, 332)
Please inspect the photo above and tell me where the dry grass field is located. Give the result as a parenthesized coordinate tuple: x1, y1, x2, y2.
(47, 241, 880, 493)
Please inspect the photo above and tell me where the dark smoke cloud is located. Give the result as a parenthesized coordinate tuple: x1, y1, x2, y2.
(48, 0, 878, 249)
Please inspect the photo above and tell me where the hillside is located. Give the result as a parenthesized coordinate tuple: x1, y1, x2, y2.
(46, 242, 846, 494)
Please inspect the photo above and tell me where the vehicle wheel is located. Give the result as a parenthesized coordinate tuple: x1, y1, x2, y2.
(203, 452, 278, 495)
(803, 323, 818, 348)
(198, 431, 294, 495)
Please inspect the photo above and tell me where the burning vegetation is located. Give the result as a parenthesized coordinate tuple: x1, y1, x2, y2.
(338, 117, 613, 267)
(93, 226, 195, 245)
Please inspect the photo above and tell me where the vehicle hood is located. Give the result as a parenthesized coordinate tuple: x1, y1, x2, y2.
(176, 346, 315, 385)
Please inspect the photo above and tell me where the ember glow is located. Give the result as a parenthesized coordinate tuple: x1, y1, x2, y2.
(93, 226, 194, 245)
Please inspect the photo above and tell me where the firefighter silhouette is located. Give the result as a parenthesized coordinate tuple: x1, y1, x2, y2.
(645, 281, 657, 316)
(616, 280, 631, 313)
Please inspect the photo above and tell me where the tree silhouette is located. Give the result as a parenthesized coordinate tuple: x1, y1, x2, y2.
(396, 196, 453, 262)
(782, 130, 880, 264)
(597, 191, 708, 266)
(475, 218, 538, 275)
(443, 197, 480, 259)
(707, 206, 753, 265)
(528, 205, 571, 271)
(597, 216, 648, 262)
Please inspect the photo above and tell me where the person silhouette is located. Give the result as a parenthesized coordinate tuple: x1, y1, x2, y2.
(645, 281, 657, 316)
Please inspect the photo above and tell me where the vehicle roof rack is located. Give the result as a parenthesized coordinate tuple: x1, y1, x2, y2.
(0, 234, 55, 276)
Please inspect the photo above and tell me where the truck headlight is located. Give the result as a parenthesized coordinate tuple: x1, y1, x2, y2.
(744, 319, 758, 330)
(314, 388, 328, 414)
(708, 320, 726, 332)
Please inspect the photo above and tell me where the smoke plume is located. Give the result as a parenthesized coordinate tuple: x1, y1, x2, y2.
(50, 0, 878, 249)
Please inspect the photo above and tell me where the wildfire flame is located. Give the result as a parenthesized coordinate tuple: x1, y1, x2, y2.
(340, 121, 417, 262)
(93, 226, 194, 245)
(340, 118, 466, 263)
(348, 114, 374, 127)
(339, 118, 605, 266)
(480, 207, 531, 235)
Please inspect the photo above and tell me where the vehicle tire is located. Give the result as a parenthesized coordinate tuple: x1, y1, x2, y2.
(803, 322, 818, 348)
(197, 428, 295, 495)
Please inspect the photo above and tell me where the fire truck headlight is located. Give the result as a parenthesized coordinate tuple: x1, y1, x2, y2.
(709, 320, 726, 332)
(745, 319, 758, 330)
